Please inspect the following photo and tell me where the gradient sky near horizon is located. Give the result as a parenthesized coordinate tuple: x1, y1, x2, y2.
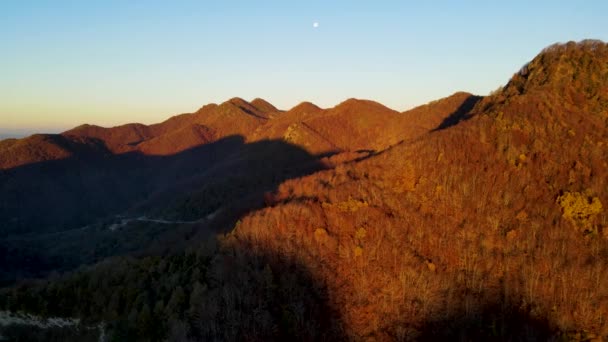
(1, 1, 607, 136)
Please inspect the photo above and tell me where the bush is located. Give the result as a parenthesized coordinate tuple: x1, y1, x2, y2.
(557, 191, 603, 231)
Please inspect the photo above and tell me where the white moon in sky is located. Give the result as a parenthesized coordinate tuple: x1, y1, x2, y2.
(313, 22, 319, 28)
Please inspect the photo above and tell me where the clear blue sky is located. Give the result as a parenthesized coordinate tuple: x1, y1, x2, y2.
(1, 1, 606, 136)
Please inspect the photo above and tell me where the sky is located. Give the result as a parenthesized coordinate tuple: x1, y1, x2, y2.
(1, 1, 607, 137)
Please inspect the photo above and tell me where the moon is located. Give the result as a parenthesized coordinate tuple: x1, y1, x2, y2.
(313, 22, 319, 28)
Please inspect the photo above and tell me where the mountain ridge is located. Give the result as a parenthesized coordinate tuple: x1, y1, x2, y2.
(0, 93, 481, 168)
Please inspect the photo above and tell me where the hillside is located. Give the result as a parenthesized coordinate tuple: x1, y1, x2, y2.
(188, 39, 608, 340)
(1, 40, 607, 341)
(0, 90, 471, 238)
(0, 87, 472, 288)
(0, 134, 109, 170)
(1, 91, 476, 169)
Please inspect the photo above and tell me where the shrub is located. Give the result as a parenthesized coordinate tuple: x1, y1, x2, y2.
(556, 191, 603, 231)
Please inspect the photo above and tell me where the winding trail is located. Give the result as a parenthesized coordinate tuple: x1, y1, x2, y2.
(0, 310, 80, 329)
(0, 311, 106, 341)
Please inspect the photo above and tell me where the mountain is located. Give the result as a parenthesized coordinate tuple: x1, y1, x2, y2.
(1, 40, 607, 341)
(193, 40, 607, 340)
(0, 134, 109, 169)
(250, 93, 481, 154)
(0, 93, 471, 238)
(1, 93, 478, 170)
(250, 98, 279, 116)
(61, 97, 268, 156)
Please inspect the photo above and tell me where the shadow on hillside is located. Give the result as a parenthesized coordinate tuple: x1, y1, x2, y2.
(416, 299, 555, 341)
(0, 135, 329, 284)
(1, 245, 347, 342)
(178, 245, 347, 341)
(3, 237, 561, 341)
(432, 95, 483, 131)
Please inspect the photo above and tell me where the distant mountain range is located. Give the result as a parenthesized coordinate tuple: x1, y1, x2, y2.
(0, 92, 478, 169)
(1, 40, 607, 341)
(0, 88, 479, 239)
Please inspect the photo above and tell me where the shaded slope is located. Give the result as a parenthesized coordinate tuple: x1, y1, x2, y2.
(0, 134, 108, 170)
(401, 92, 476, 127)
(415, 91, 482, 130)
(65, 98, 269, 156)
(0, 136, 328, 284)
(0, 136, 238, 236)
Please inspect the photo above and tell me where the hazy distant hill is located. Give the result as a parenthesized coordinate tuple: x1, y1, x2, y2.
(1, 40, 607, 341)
(0, 133, 27, 140)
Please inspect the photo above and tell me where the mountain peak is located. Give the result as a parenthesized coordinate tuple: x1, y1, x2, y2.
(250, 98, 278, 113)
(338, 98, 370, 105)
(333, 98, 397, 113)
(288, 101, 322, 114)
(219, 97, 258, 113)
(226, 97, 251, 107)
(503, 40, 608, 98)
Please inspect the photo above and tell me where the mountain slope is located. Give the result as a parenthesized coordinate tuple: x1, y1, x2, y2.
(224, 39, 608, 339)
(63, 97, 269, 156)
(2, 40, 607, 341)
(63, 123, 154, 153)
(0, 134, 108, 169)
(0, 92, 476, 237)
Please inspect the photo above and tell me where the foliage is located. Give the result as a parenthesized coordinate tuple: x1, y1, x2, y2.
(321, 197, 369, 212)
(557, 191, 603, 232)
